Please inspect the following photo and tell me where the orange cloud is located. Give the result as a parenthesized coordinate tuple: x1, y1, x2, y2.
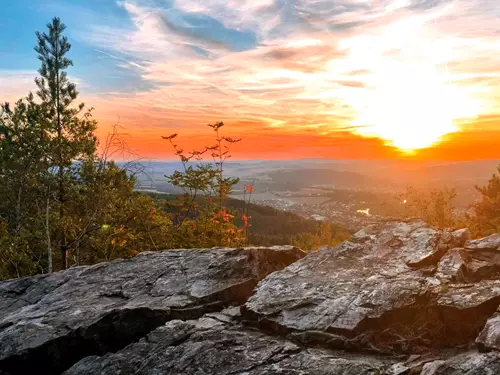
(3, 0, 500, 161)
(80, 0, 499, 161)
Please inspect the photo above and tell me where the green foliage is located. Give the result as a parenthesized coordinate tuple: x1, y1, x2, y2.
(391, 166, 500, 237)
(34, 17, 98, 269)
(0, 95, 52, 277)
(0, 220, 43, 280)
(163, 122, 245, 247)
(0, 18, 178, 280)
(153, 193, 351, 250)
(291, 222, 351, 251)
(396, 186, 457, 229)
(78, 191, 175, 264)
(0, 96, 48, 230)
(227, 198, 351, 248)
(473, 166, 500, 236)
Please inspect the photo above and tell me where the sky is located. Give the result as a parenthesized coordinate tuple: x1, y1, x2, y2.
(0, 0, 499, 160)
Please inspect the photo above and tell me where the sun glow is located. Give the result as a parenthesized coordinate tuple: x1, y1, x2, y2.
(353, 63, 477, 152)
(340, 14, 480, 153)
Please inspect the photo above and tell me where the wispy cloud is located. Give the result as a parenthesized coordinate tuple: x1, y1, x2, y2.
(93, 49, 147, 70)
(0, 71, 38, 102)
(3, 0, 500, 159)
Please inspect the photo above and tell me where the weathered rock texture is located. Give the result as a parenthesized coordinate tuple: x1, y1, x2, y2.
(0, 246, 303, 375)
(244, 220, 500, 355)
(63, 308, 397, 375)
(3, 220, 500, 375)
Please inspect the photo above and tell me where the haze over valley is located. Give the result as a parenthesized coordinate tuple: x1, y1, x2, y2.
(132, 158, 499, 230)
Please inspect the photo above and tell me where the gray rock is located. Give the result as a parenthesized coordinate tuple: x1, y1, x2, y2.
(451, 229, 471, 247)
(420, 351, 500, 375)
(63, 313, 395, 375)
(4, 220, 500, 375)
(465, 234, 500, 251)
(0, 267, 81, 316)
(436, 248, 470, 282)
(386, 352, 461, 375)
(385, 362, 411, 375)
(476, 313, 500, 351)
(462, 234, 500, 282)
(0, 246, 304, 375)
(244, 220, 500, 353)
(433, 234, 500, 284)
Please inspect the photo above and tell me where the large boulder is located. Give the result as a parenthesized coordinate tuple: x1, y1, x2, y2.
(0, 246, 304, 375)
(244, 220, 500, 353)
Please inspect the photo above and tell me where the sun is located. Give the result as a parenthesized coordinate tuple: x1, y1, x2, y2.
(337, 15, 480, 153)
(351, 62, 477, 152)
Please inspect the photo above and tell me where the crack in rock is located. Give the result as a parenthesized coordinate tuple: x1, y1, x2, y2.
(63, 314, 397, 375)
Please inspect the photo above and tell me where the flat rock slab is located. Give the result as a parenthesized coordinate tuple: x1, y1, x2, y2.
(244, 220, 500, 353)
(0, 246, 304, 375)
(63, 309, 395, 375)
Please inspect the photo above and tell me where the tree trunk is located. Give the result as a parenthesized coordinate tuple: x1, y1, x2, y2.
(59, 174, 66, 270)
(55, 37, 66, 270)
(45, 195, 52, 273)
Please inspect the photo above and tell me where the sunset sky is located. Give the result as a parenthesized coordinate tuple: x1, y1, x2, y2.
(1, 0, 499, 160)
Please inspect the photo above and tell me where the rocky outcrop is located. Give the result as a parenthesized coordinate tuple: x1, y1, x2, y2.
(4, 220, 500, 375)
(0, 246, 303, 375)
(244, 220, 500, 355)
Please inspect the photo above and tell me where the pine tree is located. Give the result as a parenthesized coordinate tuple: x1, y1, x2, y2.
(34, 17, 97, 269)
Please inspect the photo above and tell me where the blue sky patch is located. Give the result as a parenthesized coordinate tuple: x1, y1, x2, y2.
(160, 10, 258, 52)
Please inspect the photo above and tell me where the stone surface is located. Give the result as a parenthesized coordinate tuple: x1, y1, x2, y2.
(451, 229, 471, 247)
(63, 309, 395, 375)
(244, 220, 500, 353)
(476, 313, 500, 351)
(0, 246, 304, 375)
(459, 234, 500, 283)
(436, 248, 469, 282)
(465, 234, 500, 251)
(420, 351, 500, 375)
(62, 311, 500, 375)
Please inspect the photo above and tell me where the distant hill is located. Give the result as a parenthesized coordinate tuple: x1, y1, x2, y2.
(260, 169, 393, 191)
(145, 192, 351, 247)
(132, 159, 500, 206)
(226, 198, 350, 246)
